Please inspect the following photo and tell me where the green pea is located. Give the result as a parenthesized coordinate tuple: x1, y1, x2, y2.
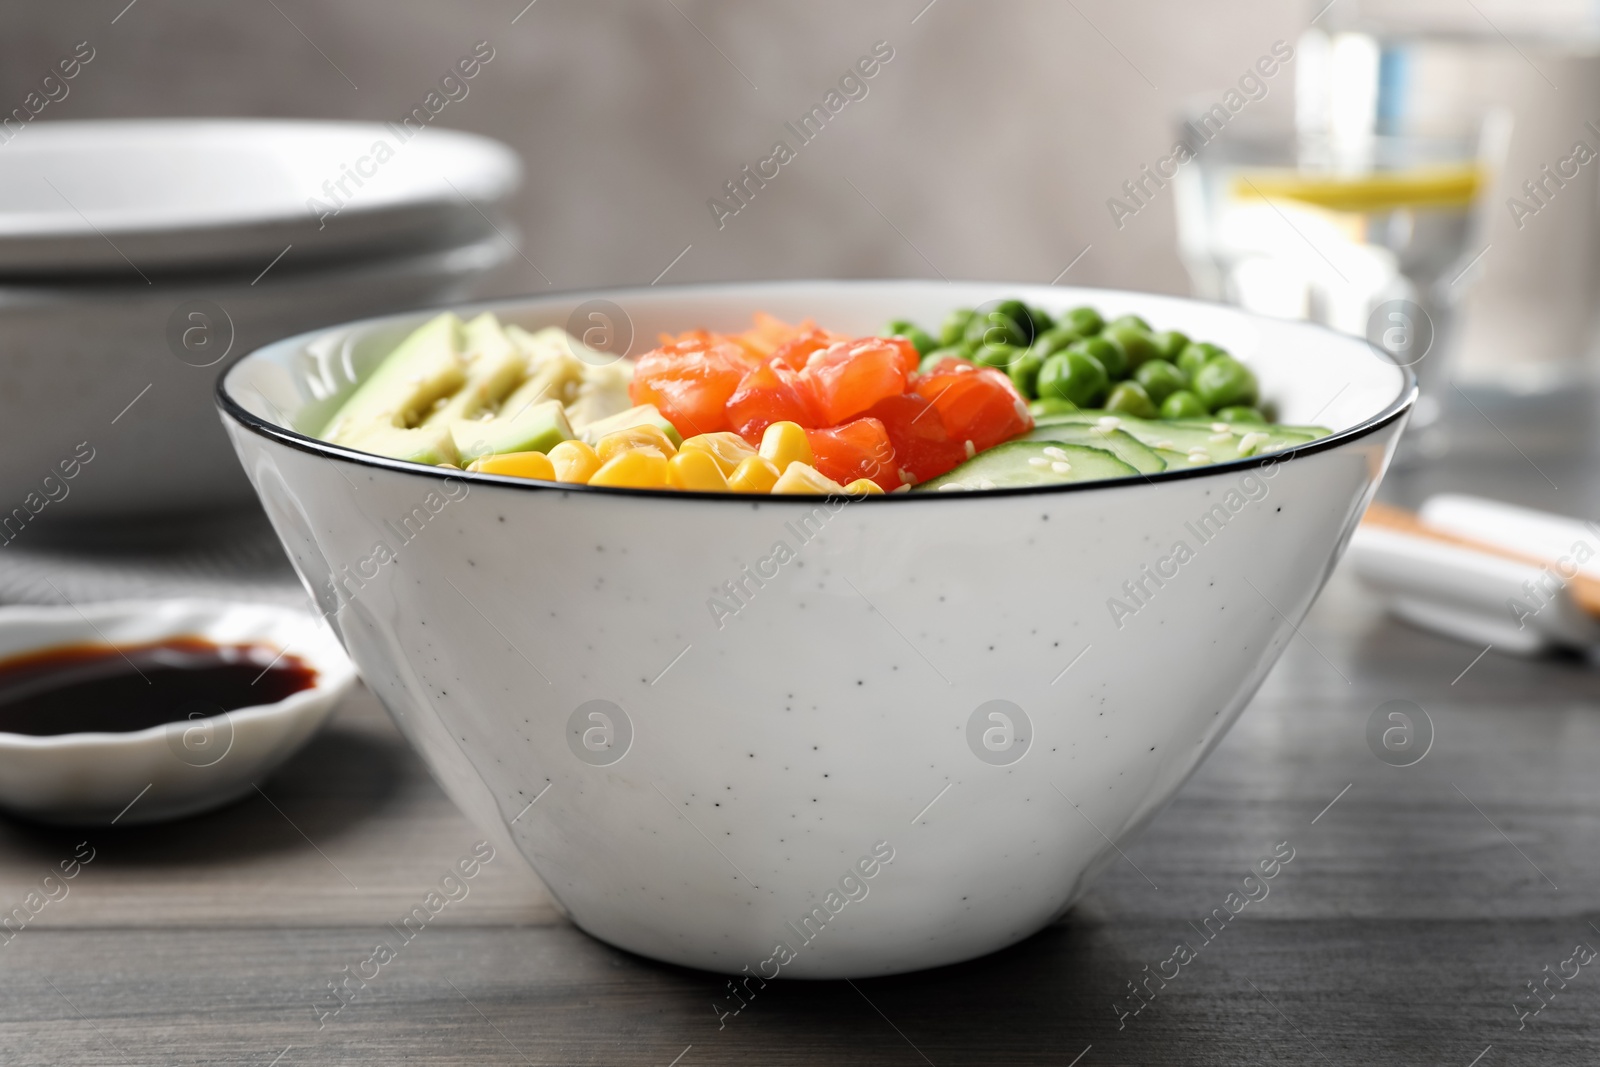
(919, 348, 966, 374)
(1159, 390, 1208, 420)
(1150, 330, 1190, 361)
(1105, 381, 1158, 419)
(1214, 405, 1266, 424)
(1105, 324, 1159, 371)
(964, 310, 1029, 349)
(1037, 350, 1110, 408)
(974, 342, 1024, 372)
(1134, 359, 1188, 405)
(886, 321, 937, 356)
(1193, 356, 1259, 412)
(1107, 313, 1152, 333)
(1069, 337, 1127, 380)
(1062, 306, 1104, 336)
(1025, 304, 1055, 336)
(1176, 341, 1226, 380)
(1008, 351, 1045, 398)
(1030, 326, 1082, 358)
(939, 308, 976, 348)
(993, 300, 1039, 345)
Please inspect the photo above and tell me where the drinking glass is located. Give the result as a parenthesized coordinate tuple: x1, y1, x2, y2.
(1174, 119, 1498, 453)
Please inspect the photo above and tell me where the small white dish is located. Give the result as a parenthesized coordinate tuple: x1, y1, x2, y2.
(0, 599, 356, 826)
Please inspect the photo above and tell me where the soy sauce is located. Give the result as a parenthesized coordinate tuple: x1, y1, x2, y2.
(0, 637, 318, 737)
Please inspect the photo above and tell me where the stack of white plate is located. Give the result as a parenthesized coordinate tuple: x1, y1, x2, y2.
(0, 119, 521, 523)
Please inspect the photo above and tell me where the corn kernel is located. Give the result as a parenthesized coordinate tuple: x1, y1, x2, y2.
(842, 478, 885, 496)
(668, 448, 731, 492)
(467, 451, 556, 481)
(589, 447, 670, 489)
(679, 431, 758, 476)
(758, 421, 813, 473)
(727, 455, 782, 494)
(772, 462, 847, 495)
(596, 424, 678, 463)
(548, 439, 602, 483)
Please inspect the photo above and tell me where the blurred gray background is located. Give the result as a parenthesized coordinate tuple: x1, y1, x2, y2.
(6, 0, 1307, 297)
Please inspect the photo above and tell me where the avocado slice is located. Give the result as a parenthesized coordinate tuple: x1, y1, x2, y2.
(341, 423, 461, 466)
(503, 323, 635, 432)
(578, 404, 683, 448)
(317, 311, 638, 467)
(321, 313, 466, 442)
(451, 399, 574, 463)
(425, 313, 527, 424)
(565, 361, 634, 433)
(413, 316, 581, 463)
(499, 350, 585, 417)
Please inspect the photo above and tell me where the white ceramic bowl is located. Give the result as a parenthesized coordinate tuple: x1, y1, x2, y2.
(218, 281, 1412, 978)
(0, 599, 356, 825)
(0, 232, 511, 521)
(0, 120, 521, 275)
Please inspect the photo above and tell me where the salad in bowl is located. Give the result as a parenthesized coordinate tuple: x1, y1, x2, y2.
(310, 293, 1328, 495)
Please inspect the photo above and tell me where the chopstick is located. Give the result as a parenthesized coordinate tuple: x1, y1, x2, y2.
(1362, 501, 1600, 616)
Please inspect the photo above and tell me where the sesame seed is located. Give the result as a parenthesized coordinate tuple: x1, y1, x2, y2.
(1237, 431, 1271, 456)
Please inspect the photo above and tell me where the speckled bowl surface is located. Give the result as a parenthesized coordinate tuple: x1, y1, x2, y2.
(218, 281, 1412, 977)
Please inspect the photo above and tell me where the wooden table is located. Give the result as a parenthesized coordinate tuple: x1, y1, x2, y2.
(4, 443, 1599, 1066)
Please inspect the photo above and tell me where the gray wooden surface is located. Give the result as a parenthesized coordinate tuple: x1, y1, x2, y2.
(3, 437, 1599, 1066)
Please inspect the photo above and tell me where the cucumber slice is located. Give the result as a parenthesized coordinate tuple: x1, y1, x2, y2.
(1160, 418, 1330, 445)
(1034, 412, 1312, 463)
(1166, 418, 1329, 439)
(1156, 446, 1212, 469)
(1022, 424, 1165, 473)
(913, 442, 1138, 492)
(1142, 419, 1314, 460)
(1031, 409, 1106, 428)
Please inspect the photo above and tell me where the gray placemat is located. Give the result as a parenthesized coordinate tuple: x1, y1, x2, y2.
(0, 509, 307, 608)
